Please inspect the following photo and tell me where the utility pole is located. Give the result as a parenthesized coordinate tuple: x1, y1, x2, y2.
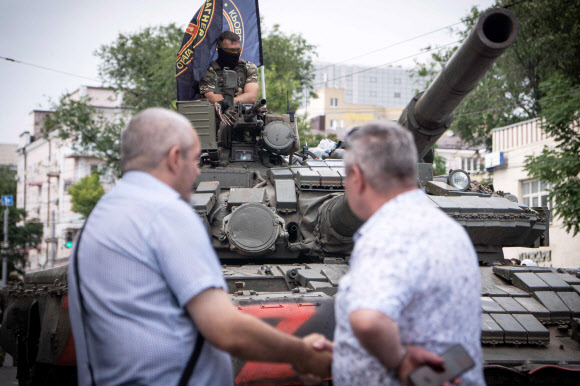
(1, 195, 13, 288)
(2, 207, 8, 287)
(50, 210, 56, 267)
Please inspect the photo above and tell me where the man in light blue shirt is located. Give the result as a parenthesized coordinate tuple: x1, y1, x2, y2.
(68, 108, 331, 385)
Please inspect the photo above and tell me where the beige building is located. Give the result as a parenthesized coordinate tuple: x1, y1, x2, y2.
(300, 88, 403, 139)
(489, 118, 580, 268)
(435, 132, 486, 178)
(0, 144, 18, 166)
(16, 86, 124, 271)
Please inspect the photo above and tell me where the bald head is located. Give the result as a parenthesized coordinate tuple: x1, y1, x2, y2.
(121, 108, 195, 173)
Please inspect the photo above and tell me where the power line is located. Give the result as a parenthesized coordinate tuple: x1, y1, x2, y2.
(314, 21, 466, 73)
(454, 90, 580, 118)
(310, 39, 460, 89)
(0, 55, 100, 82)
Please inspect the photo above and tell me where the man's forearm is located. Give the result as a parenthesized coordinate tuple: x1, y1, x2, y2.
(349, 309, 405, 371)
(187, 288, 330, 376)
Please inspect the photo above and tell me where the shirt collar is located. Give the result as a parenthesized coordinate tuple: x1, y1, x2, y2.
(121, 171, 182, 200)
(354, 188, 424, 241)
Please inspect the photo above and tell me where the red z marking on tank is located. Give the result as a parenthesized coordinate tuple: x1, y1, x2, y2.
(235, 303, 317, 385)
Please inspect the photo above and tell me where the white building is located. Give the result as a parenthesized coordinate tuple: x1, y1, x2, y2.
(488, 118, 580, 268)
(16, 86, 124, 271)
(435, 132, 486, 177)
(311, 62, 427, 108)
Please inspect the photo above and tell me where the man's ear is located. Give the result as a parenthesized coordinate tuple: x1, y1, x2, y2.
(166, 145, 182, 173)
(351, 165, 367, 194)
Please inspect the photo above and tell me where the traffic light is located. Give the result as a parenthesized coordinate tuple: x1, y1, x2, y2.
(65, 231, 73, 249)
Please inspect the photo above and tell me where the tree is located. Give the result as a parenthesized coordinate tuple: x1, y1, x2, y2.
(44, 95, 126, 177)
(45, 21, 320, 173)
(96, 24, 183, 111)
(0, 166, 43, 271)
(524, 74, 580, 236)
(260, 24, 317, 112)
(415, 0, 580, 146)
(68, 172, 106, 219)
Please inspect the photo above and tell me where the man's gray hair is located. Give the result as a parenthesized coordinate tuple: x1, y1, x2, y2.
(344, 121, 418, 191)
(121, 108, 195, 173)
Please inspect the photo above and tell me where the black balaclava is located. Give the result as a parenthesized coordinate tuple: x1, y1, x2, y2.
(217, 47, 241, 69)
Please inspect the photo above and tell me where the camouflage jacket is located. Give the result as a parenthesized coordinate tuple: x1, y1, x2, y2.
(199, 60, 259, 97)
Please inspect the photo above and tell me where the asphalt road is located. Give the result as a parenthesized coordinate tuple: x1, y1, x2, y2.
(0, 355, 17, 386)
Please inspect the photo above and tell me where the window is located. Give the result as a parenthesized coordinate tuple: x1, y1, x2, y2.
(394, 78, 402, 84)
(90, 164, 99, 174)
(394, 92, 401, 98)
(330, 120, 338, 129)
(330, 98, 338, 107)
(521, 180, 551, 208)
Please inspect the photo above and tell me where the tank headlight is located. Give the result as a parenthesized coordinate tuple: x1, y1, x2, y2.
(448, 169, 471, 191)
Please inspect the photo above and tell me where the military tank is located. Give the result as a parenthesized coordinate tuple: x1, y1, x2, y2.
(1, 7, 579, 386)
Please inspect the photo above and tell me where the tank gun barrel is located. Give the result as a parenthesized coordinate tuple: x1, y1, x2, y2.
(398, 8, 519, 160)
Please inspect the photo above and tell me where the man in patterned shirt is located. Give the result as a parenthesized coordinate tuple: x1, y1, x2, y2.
(199, 31, 259, 106)
(332, 121, 484, 385)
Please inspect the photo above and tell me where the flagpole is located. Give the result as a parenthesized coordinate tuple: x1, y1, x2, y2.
(260, 66, 267, 104)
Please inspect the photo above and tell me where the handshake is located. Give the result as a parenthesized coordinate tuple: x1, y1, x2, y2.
(292, 334, 334, 385)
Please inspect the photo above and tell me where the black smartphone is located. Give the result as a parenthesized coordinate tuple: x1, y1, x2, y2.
(408, 344, 475, 386)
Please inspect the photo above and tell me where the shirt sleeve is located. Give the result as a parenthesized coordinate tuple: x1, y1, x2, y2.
(199, 67, 217, 95)
(245, 62, 259, 83)
(345, 239, 421, 322)
(147, 200, 226, 308)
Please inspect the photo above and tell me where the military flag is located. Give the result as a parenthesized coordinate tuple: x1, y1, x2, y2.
(176, 0, 263, 101)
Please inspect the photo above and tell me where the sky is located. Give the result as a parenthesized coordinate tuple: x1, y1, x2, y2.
(0, 0, 495, 144)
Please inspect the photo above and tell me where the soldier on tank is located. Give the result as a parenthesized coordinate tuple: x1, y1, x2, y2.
(199, 31, 259, 125)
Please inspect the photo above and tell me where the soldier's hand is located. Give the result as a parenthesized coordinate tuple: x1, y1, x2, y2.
(217, 99, 229, 111)
(215, 102, 234, 126)
(292, 333, 333, 385)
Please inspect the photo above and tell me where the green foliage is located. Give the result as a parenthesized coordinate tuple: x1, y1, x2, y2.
(44, 25, 183, 177)
(0, 166, 43, 269)
(0, 165, 17, 196)
(433, 153, 447, 176)
(44, 95, 125, 177)
(68, 172, 106, 219)
(415, 0, 580, 146)
(524, 74, 580, 235)
(96, 24, 183, 110)
(260, 24, 317, 112)
(296, 114, 336, 148)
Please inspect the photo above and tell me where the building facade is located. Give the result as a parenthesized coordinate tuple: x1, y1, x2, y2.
(0, 144, 18, 166)
(302, 88, 403, 138)
(311, 62, 426, 108)
(435, 132, 486, 178)
(16, 86, 123, 271)
(489, 118, 580, 268)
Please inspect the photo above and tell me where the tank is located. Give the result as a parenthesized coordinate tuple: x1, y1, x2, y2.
(1, 7, 579, 385)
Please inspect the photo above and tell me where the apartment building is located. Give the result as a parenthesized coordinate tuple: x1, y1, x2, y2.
(16, 86, 124, 271)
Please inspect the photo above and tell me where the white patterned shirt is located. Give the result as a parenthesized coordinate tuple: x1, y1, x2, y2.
(333, 189, 484, 385)
(68, 171, 233, 386)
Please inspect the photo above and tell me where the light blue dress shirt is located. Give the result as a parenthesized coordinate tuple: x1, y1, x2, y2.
(68, 171, 233, 385)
